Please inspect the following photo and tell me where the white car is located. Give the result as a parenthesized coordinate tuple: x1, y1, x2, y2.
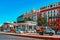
(20, 31, 24, 33)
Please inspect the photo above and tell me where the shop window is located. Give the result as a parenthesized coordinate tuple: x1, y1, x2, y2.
(17, 26, 21, 29)
(21, 25, 26, 31)
(34, 26, 36, 30)
(29, 26, 32, 31)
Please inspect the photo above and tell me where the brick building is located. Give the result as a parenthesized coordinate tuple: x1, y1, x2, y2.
(37, 2, 60, 30)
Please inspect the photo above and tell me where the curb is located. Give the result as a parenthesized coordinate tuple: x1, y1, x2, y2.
(0, 32, 60, 40)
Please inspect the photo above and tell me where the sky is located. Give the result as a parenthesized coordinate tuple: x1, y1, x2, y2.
(0, 0, 60, 25)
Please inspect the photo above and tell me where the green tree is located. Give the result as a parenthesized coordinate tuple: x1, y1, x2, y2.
(24, 17, 32, 22)
(37, 17, 47, 26)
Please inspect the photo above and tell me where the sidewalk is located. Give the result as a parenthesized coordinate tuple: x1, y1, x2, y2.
(0, 32, 60, 40)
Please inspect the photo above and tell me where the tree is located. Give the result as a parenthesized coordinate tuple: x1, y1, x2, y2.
(37, 17, 47, 26)
(37, 18, 42, 26)
(24, 16, 32, 22)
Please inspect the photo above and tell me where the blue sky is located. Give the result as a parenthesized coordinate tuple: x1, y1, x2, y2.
(0, 0, 60, 25)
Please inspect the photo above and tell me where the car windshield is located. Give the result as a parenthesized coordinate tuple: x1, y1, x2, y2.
(46, 26, 52, 31)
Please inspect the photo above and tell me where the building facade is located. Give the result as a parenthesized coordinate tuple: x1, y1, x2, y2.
(17, 14, 25, 23)
(31, 9, 37, 22)
(37, 2, 60, 30)
(2, 2, 60, 34)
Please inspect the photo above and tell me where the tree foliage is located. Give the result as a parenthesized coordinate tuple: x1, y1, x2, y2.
(24, 16, 32, 22)
(37, 17, 47, 26)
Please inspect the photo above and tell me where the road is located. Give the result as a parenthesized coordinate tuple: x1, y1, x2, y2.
(0, 34, 45, 40)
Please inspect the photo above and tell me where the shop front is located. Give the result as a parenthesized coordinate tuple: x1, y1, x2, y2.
(12, 22, 37, 33)
(3, 22, 37, 33)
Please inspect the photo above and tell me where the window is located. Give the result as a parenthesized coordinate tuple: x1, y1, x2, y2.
(51, 10, 52, 16)
(54, 10, 55, 16)
(58, 2, 60, 5)
(52, 10, 54, 16)
(21, 25, 26, 31)
(49, 11, 51, 17)
(48, 6, 49, 8)
(48, 11, 49, 17)
(41, 12, 45, 17)
(55, 10, 58, 16)
(29, 26, 32, 31)
(34, 26, 36, 30)
(54, 4, 55, 7)
(50, 5, 53, 7)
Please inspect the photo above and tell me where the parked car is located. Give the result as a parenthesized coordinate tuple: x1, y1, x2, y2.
(6, 29, 10, 32)
(57, 30, 60, 35)
(28, 30, 36, 33)
(10, 29, 15, 33)
(15, 29, 20, 33)
(45, 26, 55, 36)
(4, 29, 10, 32)
(20, 31, 24, 33)
(36, 26, 55, 36)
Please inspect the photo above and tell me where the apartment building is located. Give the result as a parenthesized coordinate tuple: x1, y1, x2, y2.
(38, 2, 60, 29)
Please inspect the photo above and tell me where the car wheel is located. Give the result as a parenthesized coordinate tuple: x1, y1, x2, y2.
(39, 32, 44, 35)
(49, 33, 53, 36)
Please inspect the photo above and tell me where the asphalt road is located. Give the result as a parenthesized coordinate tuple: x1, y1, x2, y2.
(0, 34, 45, 40)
